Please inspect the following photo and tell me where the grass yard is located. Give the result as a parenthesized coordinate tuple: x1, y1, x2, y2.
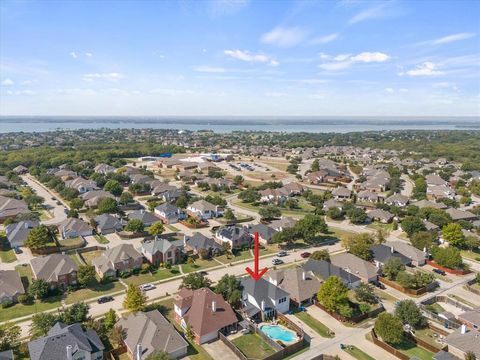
(69, 253, 85, 266)
(294, 311, 334, 338)
(57, 236, 85, 248)
(425, 302, 445, 314)
(182, 258, 219, 273)
(80, 250, 104, 265)
(373, 288, 399, 303)
(123, 267, 180, 286)
(394, 339, 435, 360)
(215, 249, 253, 264)
(165, 224, 180, 232)
(0, 294, 62, 322)
(94, 234, 109, 244)
(366, 222, 394, 232)
(0, 232, 17, 263)
(343, 345, 375, 360)
(449, 294, 477, 308)
(65, 280, 124, 304)
(461, 249, 480, 261)
(15, 263, 34, 282)
(232, 333, 276, 359)
(413, 328, 443, 349)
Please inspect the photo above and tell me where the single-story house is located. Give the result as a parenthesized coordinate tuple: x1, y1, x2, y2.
(94, 213, 123, 235)
(5, 220, 39, 248)
(330, 252, 379, 283)
(385, 193, 409, 207)
(444, 326, 480, 360)
(269, 217, 297, 232)
(385, 240, 427, 266)
(370, 244, 411, 268)
(246, 223, 277, 244)
(183, 233, 223, 257)
(446, 208, 477, 222)
(58, 218, 93, 239)
(457, 308, 480, 330)
(94, 163, 116, 175)
(81, 190, 115, 208)
(0, 195, 31, 223)
(332, 187, 352, 201)
(302, 259, 361, 289)
(64, 177, 98, 194)
(127, 210, 159, 226)
(367, 209, 394, 223)
(0, 270, 25, 305)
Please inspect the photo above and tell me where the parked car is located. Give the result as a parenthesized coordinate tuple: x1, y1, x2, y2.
(375, 282, 386, 290)
(141, 284, 156, 291)
(272, 258, 284, 265)
(13, 247, 23, 254)
(277, 251, 288, 257)
(51, 197, 56, 201)
(56, 201, 62, 205)
(433, 268, 446, 276)
(300, 252, 311, 258)
(97, 296, 114, 304)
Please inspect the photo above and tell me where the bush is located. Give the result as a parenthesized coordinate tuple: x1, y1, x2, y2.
(359, 303, 371, 314)
(140, 263, 150, 274)
(18, 294, 33, 304)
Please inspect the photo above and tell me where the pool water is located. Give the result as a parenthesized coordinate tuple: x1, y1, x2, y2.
(260, 325, 296, 342)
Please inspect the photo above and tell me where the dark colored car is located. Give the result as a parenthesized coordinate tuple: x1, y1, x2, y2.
(375, 282, 386, 289)
(300, 252, 311, 258)
(13, 247, 23, 254)
(433, 268, 446, 276)
(97, 296, 114, 304)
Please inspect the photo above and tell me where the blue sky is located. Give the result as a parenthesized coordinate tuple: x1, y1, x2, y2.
(1, 0, 479, 116)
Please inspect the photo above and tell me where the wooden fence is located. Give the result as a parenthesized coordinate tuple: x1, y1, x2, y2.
(314, 300, 385, 324)
(370, 329, 410, 360)
(379, 276, 428, 296)
(426, 260, 470, 275)
(465, 279, 480, 295)
(218, 332, 248, 360)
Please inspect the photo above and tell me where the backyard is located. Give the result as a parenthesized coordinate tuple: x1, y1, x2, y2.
(0, 231, 17, 263)
(393, 339, 435, 360)
(231, 333, 276, 359)
(294, 311, 334, 338)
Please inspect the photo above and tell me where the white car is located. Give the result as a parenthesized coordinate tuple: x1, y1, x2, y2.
(141, 284, 156, 291)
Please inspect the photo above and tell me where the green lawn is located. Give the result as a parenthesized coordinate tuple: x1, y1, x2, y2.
(94, 234, 109, 244)
(394, 339, 435, 360)
(294, 311, 334, 338)
(0, 295, 62, 322)
(69, 253, 85, 266)
(373, 288, 399, 303)
(449, 294, 477, 308)
(413, 328, 443, 349)
(215, 249, 253, 264)
(343, 345, 375, 360)
(123, 267, 180, 286)
(425, 303, 445, 315)
(181, 258, 219, 273)
(15, 263, 34, 282)
(64, 280, 124, 304)
(366, 222, 394, 231)
(232, 333, 276, 359)
(461, 249, 480, 261)
(57, 236, 85, 248)
(0, 232, 17, 263)
(165, 224, 180, 232)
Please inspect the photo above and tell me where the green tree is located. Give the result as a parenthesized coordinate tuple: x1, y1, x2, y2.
(258, 205, 281, 220)
(464, 351, 476, 360)
(317, 276, 349, 313)
(419, 207, 452, 228)
(465, 236, 480, 252)
(30, 313, 57, 338)
(215, 274, 242, 306)
(354, 283, 377, 304)
(442, 223, 465, 247)
(180, 272, 212, 290)
(295, 214, 328, 242)
(148, 222, 165, 236)
(327, 207, 344, 220)
(347, 207, 368, 224)
(119, 191, 134, 205)
(374, 313, 404, 345)
(238, 189, 260, 203)
(29, 279, 50, 300)
(125, 219, 145, 233)
(223, 209, 236, 222)
(103, 309, 118, 331)
(272, 227, 300, 246)
(342, 233, 375, 261)
(401, 216, 426, 237)
(0, 322, 20, 351)
(123, 284, 147, 312)
(431, 246, 463, 269)
(70, 197, 84, 210)
(109, 325, 126, 348)
(382, 257, 405, 280)
(310, 249, 330, 262)
(394, 300, 426, 329)
(104, 179, 123, 196)
(233, 175, 244, 185)
(410, 231, 435, 251)
(59, 302, 90, 324)
(77, 265, 96, 287)
(25, 225, 51, 251)
(96, 197, 118, 214)
(145, 350, 172, 360)
(311, 159, 320, 172)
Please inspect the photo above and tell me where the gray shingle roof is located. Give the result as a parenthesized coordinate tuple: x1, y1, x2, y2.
(184, 233, 222, 253)
(5, 220, 39, 248)
(95, 213, 122, 231)
(330, 252, 379, 280)
(142, 238, 176, 255)
(444, 328, 480, 358)
(302, 259, 361, 285)
(268, 268, 321, 303)
(370, 244, 411, 265)
(241, 277, 289, 310)
(30, 254, 78, 283)
(0, 270, 25, 300)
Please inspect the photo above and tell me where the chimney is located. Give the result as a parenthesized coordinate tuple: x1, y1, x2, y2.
(136, 344, 143, 360)
(66, 345, 73, 360)
(461, 324, 467, 334)
(390, 246, 394, 254)
(212, 300, 217, 312)
(302, 272, 306, 281)
(25, 222, 29, 229)
(261, 300, 265, 311)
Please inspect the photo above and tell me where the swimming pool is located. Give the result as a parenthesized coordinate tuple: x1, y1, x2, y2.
(260, 324, 297, 343)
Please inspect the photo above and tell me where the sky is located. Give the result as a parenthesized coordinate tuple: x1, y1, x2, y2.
(0, 0, 479, 117)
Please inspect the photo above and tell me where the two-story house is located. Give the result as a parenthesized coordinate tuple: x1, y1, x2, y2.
(30, 254, 78, 289)
(92, 244, 144, 278)
(141, 237, 181, 265)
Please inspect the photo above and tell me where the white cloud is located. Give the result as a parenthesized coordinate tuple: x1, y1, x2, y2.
(433, 82, 450, 88)
(193, 66, 227, 73)
(70, 51, 78, 59)
(20, 80, 33, 85)
(2, 78, 14, 86)
(309, 33, 339, 45)
(399, 62, 444, 77)
(333, 54, 351, 61)
(260, 26, 307, 47)
(319, 51, 389, 71)
(431, 32, 476, 45)
(399, 88, 409, 93)
(82, 72, 124, 82)
(224, 49, 278, 66)
(349, 4, 387, 24)
(350, 52, 390, 62)
(85, 52, 93, 57)
(385, 87, 394, 93)
(265, 91, 288, 97)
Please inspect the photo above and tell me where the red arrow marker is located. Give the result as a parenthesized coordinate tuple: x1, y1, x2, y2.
(246, 232, 268, 281)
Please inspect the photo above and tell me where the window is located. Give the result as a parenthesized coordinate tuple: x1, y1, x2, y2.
(279, 297, 286, 304)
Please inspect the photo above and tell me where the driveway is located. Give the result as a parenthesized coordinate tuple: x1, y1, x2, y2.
(202, 339, 240, 360)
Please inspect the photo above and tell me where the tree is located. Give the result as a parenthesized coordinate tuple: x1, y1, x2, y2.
(465, 236, 480, 252)
(29, 279, 50, 300)
(77, 265, 96, 287)
(123, 284, 147, 312)
(233, 175, 244, 185)
(238, 189, 260, 203)
(394, 300, 426, 329)
(30, 313, 57, 338)
(342, 233, 375, 261)
(223, 209, 236, 222)
(376, 228, 389, 244)
(96, 197, 118, 214)
(410, 231, 435, 251)
(317, 276, 349, 313)
(180, 272, 212, 290)
(419, 207, 452, 228)
(382, 257, 405, 280)
(310, 249, 330, 262)
(272, 227, 300, 246)
(145, 350, 172, 360)
(148, 222, 165, 236)
(374, 313, 404, 345)
(354, 283, 377, 304)
(119, 191, 133, 205)
(175, 194, 189, 209)
(327, 207, 344, 220)
(103, 309, 118, 331)
(465, 351, 476, 360)
(431, 246, 463, 269)
(215, 274, 242, 306)
(347, 207, 368, 224)
(24, 194, 44, 210)
(70, 197, 84, 210)
(0, 322, 20, 351)
(259, 205, 281, 220)
(60, 302, 90, 324)
(25, 225, 51, 251)
(104, 180, 123, 196)
(311, 159, 320, 172)
(125, 219, 145, 233)
(401, 216, 426, 237)
(109, 325, 126, 348)
(442, 223, 465, 247)
(295, 214, 328, 242)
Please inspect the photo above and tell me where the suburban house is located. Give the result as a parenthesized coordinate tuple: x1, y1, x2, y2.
(445, 208, 477, 222)
(427, 185, 456, 200)
(141, 237, 181, 265)
(0, 350, 14, 360)
(5, 220, 39, 248)
(413, 199, 447, 210)
(215, 225, 251, 249)
(323, 199, 343, 211)
(332, 187, 352, 201)
(30, 254, 78, 288)
(269, 217, 297, 231)
(266, 268, 321, 307)
(0, 195, 30, 223)
(426, 174, 448, 187)
(0, 270, 25, 305)
(444, 325, 480, 359)
(357, 190, 379, 203)
(385, 241, 427, 266)
(246, 223, 277, 244)
(28, 322, 105, 360)
(127, 209, 160, 226)
(330, 252, 379, 283)
(187, 199, 222, 220)
(94, 213, 123, 235)
(92, 244, 143, 278)
(457, 309, 480, 330)
(150, 182, 177, 196)
(58, 218, 93, 239)
(64, 177, 98, 193)
(240, 277, 290, 320)
(173, 287, 237, 344)
(283, 182, 304, 196)
(53, 169, 76, 179)
(370, 244, 411, 267)
(385, 193, 410, 207)
(259, 188, 289, 203)
(367, 209, 394, 223)
(116, 310, 188, 359)
(94, 163, 116, 175)
(81, 190, 115, 208)
(13, 165, 28, 174)
(154, 203, 185, 224)
(183, 233, 223, 257)
(302, 259, 361, 289)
